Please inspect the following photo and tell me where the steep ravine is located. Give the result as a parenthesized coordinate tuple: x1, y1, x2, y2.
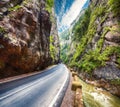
(61, 0, 120, 97)
(0, 0, 60, 79)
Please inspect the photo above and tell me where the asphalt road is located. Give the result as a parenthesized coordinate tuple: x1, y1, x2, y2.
(0, 64, 69, 107)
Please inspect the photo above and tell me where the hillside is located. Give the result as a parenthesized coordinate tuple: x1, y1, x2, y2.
(61, 0, 120, 96)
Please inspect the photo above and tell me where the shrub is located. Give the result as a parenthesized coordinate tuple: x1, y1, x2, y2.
(46, 0, 54, 14)
(108, 0, 120, 16)
(8, 5, 22, 11)
(0, 26, 5, 34)
(49, 35, 56, 62)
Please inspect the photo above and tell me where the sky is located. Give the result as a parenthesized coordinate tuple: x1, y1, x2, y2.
(55, 0, 90, 33)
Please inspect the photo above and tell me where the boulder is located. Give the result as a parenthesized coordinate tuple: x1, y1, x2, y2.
(105, 31, 120, 44)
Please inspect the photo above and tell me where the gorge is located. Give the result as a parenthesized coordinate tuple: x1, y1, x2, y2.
(0, 0, 120, 107)
(59, 0, 120, 97)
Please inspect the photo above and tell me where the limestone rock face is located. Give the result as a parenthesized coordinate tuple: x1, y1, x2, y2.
(0, 0, 59, 78)
(50, 9, 60, 64)
(68, 0, 120, 96)
(105, 31, 120, 44)
(86, 1, 120, 96)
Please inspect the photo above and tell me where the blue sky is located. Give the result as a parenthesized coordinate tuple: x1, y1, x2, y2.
(55, 0, 90, 33)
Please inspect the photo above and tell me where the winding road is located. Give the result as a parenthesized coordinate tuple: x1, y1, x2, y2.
(0, 64, 69, 107)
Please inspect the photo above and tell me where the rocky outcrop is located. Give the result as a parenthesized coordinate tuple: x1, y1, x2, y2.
(50, 9, 60, 63)
(105, 31, 120, 44)
(0, 0, 59, 78)
(66, 0, 120, 96)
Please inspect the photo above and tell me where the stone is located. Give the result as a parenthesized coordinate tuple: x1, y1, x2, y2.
(0, 0, 60, 79)
(97, 24, 102, 34)
(93, 64, 120, 80)
(105, 31, 120, 44)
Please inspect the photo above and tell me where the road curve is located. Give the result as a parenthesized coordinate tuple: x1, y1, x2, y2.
(0, 64, 69, 107)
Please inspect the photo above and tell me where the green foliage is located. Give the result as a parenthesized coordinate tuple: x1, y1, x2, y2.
(60, 43, 69, 63)
(108, 0, 120, 16)
(72, 37, 88, 62)
(68, 3, 110, 72)
(78, 46, 114, 73)
(59, 29, 72, 63)
(50, 35, 54, 43)
(62, 1, 120, 75)
(117, 58, 120, 66)
(50, 35, 56, 61)
(91, 5, 106, 22)
(0, 26, 5, 34)
(46, 0, 54, 14)
(71, 4, 107, 62)
(97, 27, 110, 50)
(60, 53, 69, 63)
(111, 79, 120, 85)
(60, 30, 70, 40)
(79, 25, 119, 72)
(78, 46, 120, 73)
(72, 7, 91, 41)
(46, 0, 54, 8)
(23, 0, 32, 5)
(115, 48, 120, 67)
(8, 5, 22, 11)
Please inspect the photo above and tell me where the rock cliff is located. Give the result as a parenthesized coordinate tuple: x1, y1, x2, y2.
(61, 0, 120, 96)
(0, 0, 60, 78)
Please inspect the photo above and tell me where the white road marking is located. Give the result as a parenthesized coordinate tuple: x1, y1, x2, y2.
(49, 65, 69, 107)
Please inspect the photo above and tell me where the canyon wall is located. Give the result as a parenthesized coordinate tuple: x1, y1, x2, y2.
(61, 0, 120, 96)
(0, 0, 59, 78)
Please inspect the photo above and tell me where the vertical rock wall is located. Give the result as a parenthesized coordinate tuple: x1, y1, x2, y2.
(0, 0, 59, 78)
(50, 9, 60, 63)
(66, 0, 120, 96)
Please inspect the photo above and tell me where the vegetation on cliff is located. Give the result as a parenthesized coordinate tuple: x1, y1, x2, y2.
(50, 35, 56, 62)
(46, 0, 54, 14)
(62, 0, 120, 70)
(61, 0, 120, 89)
(108, 0, 120, 16)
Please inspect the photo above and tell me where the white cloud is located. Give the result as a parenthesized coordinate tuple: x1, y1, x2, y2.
(58, 0, 87, 32)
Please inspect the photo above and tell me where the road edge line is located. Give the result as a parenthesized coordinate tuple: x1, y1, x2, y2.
(49, 65, 70, 107)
